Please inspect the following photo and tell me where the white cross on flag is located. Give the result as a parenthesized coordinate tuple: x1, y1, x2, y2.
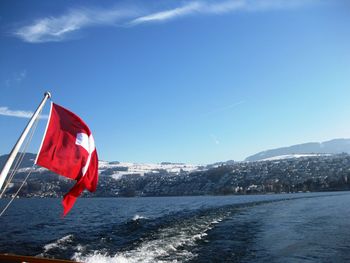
(35, 103, 98, 216)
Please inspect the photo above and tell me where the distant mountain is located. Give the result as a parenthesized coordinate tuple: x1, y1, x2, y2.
(0, 153, 37, 169)
(245, 138, 350, 162)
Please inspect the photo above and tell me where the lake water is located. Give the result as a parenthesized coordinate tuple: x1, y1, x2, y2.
(1, 192, 350, 262)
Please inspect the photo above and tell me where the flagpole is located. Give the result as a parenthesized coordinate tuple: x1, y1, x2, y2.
(0, 91, 51, 193)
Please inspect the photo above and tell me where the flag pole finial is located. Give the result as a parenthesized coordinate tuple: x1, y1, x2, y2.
(45, 91, 51, 99)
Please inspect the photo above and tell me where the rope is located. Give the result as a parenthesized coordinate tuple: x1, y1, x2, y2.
(0, 111, 41, 198)
(0, 109, 43, 216)
(0, 166, 35, 217)
(0, 115, 39, 198)
(5, 152, 25, 190)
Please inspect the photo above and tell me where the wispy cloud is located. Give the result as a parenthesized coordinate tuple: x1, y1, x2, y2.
(130, 2, 202, 25)
(205, 100, 246, 116)
(210, 134, 220, 145)
(129, 0, 315, 25)
(14, 7, 137, 43)
(13, 0, 317, 43)
(129, 0, 246, 25)
(0, 106, 48, 119)
(4, 70, 27, 87)
(16, 70, 27, 82)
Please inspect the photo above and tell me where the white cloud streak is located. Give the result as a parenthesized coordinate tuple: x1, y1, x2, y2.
(205, 100, 246, 116)
(13, 0, 317, 43)
(130, 2, 202, 25)
(130, 0, 314, 25)
(14, 7, 137, 43)
(0, 107, 48, 119)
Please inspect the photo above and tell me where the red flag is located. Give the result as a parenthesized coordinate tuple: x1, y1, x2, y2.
(35, 103, 98, 216)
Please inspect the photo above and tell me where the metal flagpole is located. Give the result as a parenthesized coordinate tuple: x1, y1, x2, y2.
(0, 91, 51, 193)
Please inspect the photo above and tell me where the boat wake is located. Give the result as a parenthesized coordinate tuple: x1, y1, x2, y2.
(41, 199, 285, 262)
(73, 209, 231, 263)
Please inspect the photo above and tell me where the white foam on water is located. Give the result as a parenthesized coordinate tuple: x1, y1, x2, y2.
(211, 218, 222, 224)
(76, 252, 130, 263)
(75, 215, 226, 263)
(43, 234, 74, 252)
(132, 214, 148, 221)
(72, 244, 87, 260)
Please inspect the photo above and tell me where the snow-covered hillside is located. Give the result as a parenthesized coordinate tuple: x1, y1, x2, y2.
(0, 153, 201, 178)
(98, 160, 201, 178)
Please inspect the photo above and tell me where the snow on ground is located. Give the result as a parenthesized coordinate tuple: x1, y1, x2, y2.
(98, 160, 201, 178)
(17, 166, 49, 173)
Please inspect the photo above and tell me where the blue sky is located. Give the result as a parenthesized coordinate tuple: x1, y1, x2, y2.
(0, 0, 349, 164)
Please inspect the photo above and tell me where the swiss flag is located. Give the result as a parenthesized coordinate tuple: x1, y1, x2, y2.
(35, 103, 98, 216)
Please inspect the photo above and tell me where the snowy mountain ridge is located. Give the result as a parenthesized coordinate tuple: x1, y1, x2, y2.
(245, 138, 350, 162)
(258, 153, 332, 162)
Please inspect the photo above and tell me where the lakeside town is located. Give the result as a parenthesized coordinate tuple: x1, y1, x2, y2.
(3, 152, 350, 198)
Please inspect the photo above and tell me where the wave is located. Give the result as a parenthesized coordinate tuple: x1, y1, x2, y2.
(42, 234, 74, 253)
(40, 234, 87, 260)
(132, 214, 148, 221)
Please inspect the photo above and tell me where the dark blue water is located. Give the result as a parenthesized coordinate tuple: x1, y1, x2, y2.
(1, 192, 350, 262)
